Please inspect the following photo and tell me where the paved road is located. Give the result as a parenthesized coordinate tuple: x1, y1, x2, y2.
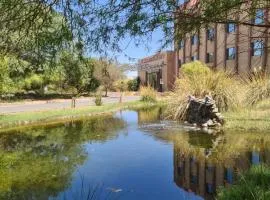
(0, 95, 140, 114)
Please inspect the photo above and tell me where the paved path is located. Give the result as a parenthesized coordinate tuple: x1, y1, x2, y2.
(0, 95, 140, 114)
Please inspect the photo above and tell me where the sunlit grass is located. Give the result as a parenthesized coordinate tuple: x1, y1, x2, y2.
(224, 99, 270, 131)
(0, 101, 163, 129)
(140, 86, 157, 102)
(217, 164, 270, 200)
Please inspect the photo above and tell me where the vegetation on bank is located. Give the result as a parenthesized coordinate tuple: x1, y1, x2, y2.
(140, 86, 157, 103)
(165, 61, 241, 120)
(164, 61, 270, 131)
(217, 165, 270, 200)
(0, 101, 163, 130)
(224, 99, 270, 131)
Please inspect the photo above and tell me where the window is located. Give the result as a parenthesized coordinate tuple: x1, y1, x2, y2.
(206, 53, 214, 63)
(227, 23, 236, 33)
(226, 47, 236, 60)
(179, 40, 185, 49)
(254, 9, 264, 25)
(207, 28, 215, 40)
(191, 55, 198, 61)
(191, 35, 198, 45)
(252, 40, 264, 56)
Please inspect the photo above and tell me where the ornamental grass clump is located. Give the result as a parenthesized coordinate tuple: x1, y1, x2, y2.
(140, 86, 157, 102)
(245, 69, 270, 106)
(165, 61, 243, 120)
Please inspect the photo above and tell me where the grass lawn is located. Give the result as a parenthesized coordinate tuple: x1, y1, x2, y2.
(224, 99, 270, 131)
(0, 101, 162, 130)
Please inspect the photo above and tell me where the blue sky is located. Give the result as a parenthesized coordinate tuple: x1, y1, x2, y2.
(114, 29, 173, 78)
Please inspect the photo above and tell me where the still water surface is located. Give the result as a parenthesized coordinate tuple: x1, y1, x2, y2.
(0, 108, 269, 200)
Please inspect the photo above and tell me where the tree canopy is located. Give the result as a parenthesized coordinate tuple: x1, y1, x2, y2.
(1, 0, 269, 54)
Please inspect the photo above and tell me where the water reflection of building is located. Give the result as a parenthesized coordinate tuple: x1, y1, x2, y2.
(173, 141, 270, 200)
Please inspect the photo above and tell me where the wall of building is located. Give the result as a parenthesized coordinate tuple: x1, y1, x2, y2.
(176, 8, 270, 75)
(138, 51, 176, 91)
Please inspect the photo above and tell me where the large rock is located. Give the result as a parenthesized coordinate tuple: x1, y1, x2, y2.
(185, 95, 224, 128)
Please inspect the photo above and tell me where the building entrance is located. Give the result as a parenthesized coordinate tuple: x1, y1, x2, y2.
(146, 71, 162, 92)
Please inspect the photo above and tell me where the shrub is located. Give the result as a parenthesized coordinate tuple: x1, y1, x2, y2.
(94, 94, 102, 106)
(181, 61, 211, 77)
(217, 165, 270, 200)
(128, 77, 140, 91)
(140, 86, 157, 102)
(24, 74, 44, 91)
(113, 79, 128, 92)
(165, 61, 243, 120)
(94, 92, 103, 106)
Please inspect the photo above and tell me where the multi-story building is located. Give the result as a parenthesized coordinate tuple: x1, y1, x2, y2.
(176, 0, 270, 75)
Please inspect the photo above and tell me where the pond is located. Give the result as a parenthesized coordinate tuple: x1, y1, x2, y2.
(0, 107, 269, 200)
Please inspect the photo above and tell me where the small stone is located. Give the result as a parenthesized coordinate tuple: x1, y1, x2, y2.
(207, 119, 214, 127)
(212, 108, 219, 113)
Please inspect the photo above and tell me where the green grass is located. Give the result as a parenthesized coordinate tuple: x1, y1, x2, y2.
(217, 164, 270, 200)
(224, 99, 270, 131)
(0, 101, 162, 129)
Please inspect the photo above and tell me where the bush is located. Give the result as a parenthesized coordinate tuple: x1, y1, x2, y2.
(181, 61, 211, 77)
(217, 165, 270, 200)
(24, 74, 44, 91)
(128, 77, 140, 91)
(113, 79, 128, 92)
(140, 86, 157, 102)
(165, 61, 243, 120)
(94, 93, 102, 106)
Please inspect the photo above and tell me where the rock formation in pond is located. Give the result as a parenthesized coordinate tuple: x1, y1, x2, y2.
(185, 95, 224, 128)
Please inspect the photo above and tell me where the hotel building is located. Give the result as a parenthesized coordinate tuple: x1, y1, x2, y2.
(138, 1, 270, 91)
(176, 0, 270, 75)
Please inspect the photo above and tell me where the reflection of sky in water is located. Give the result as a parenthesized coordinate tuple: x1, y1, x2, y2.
(61, 110, 203, 200)
(1, 109, 269, 200)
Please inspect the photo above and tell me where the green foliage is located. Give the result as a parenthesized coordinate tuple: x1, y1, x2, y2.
(217, 165, 270, 200)
(128, 77, 140, 91)
(94, 93, 103, 106)
(140, 86, 157, 102)
(0, 0, 267, 56)
(181, 61, 211, 77)
(60, 52, 99, 95)
(23, 74, 44, 91)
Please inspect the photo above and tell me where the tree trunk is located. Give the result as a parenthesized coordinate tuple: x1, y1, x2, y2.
(105, 87, 108, 97)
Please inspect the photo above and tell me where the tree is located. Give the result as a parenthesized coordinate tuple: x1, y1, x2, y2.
(1, 1, 269, 54)
(94, 59, 125, 97)
(60, 52, 99, 95)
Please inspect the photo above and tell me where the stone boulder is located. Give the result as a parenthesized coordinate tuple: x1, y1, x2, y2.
(185, 95, 224, 128)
